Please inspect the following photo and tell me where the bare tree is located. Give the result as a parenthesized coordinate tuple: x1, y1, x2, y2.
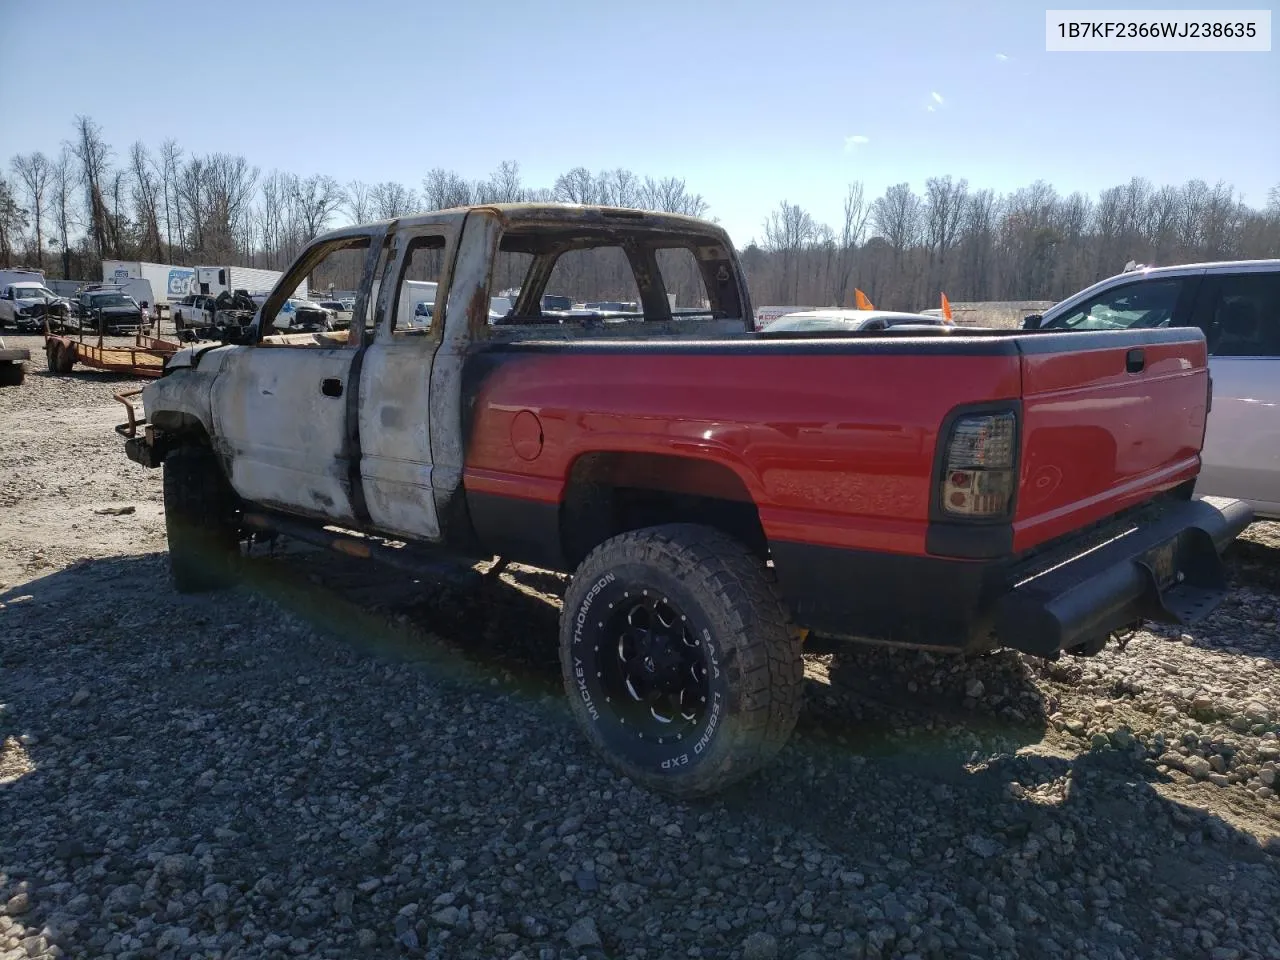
(553, 167, 598, 204)
(11, 152, 51, 268)
(422, 168, 472, 211)
(69, 115, 113, 260)
(763, 201, 818, 303)
(49, 149, 75, 277)
(199, 154, 260, 258)
(0, 178, 26, 267)
(831, 181, 870, 304)
(159, 139, 182, 256)
(924, 175, 969, 290)
(480, 161, 524, 203)
(639, 176, 708, 217)
(176, 155, 205, 253)
(292, 174, 344, 240)
(344, 179, 372, 225)
(258, 170, 294, 268)
(368, 181, 418, 220)
(597, 168, 640, 208)
(129, 142, 162, 260)
(871, 183, 923, 256)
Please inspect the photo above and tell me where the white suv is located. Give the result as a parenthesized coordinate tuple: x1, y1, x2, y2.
(1029, 260, 1280, 519)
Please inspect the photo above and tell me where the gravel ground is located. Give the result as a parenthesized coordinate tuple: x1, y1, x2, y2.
(2, 342, 1279, 960)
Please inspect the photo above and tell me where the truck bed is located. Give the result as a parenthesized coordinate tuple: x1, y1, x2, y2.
(463, 324, 1209, 560)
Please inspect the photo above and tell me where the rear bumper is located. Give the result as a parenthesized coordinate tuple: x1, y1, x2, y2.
(993, 496, 1253, 656)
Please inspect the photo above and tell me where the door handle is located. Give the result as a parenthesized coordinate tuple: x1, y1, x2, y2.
(1125, 348, 1145, 374)
(321, 377, 343, 397)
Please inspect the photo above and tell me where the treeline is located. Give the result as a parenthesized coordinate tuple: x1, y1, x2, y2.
(2, 115, 1278, 311)
(747, 178, 1280, 310)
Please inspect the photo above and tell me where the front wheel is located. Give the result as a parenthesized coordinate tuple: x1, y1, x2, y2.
(559, 524, 803, 797)
(162, 446, 241, 593)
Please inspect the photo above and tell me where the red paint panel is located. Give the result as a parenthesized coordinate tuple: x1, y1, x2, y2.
(1013, 340, 1208, 551)
(464, 351, 1022, 554)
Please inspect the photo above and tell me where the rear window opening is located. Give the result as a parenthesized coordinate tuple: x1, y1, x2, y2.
(489, 224, 741, 327)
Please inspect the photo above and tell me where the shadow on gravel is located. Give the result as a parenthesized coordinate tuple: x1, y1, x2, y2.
(5, 547, 1277, 960)
(1148, 535, 1280, 665)
(1226, 534, 1280, 594)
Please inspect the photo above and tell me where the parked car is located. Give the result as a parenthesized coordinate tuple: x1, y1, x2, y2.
(270, 298, 335, 332)
(1027, 259, 1280, 519)
(760, 309, 948, 334)
(77, 290, 144, 334)
(121, 203, 1251, 798)
(171, 294, 221, 331)
(315, 300, 353, 328)
(0, 281, 72, 332)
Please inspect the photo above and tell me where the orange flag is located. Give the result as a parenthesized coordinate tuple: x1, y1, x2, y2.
(941, 292, 953, 324)
(854, 288, 875, 310)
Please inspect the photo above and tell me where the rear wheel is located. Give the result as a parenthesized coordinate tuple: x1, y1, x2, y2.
(559, 524, 803, 797)
(0, 362, 23, 387)
(55, 343, 74, 374)
(163, 446, 241, 593)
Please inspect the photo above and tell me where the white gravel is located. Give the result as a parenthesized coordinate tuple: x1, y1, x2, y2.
(2, 340, 1279, 960)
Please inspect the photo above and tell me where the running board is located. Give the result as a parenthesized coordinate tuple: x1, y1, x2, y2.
(241, 511, 491, 584)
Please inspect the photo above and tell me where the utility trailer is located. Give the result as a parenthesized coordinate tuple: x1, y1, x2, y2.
(43, 319, 175, 378)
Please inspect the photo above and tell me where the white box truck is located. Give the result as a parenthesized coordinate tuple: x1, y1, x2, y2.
(102, 260, 196, 306)
(193, 265, 304, 300)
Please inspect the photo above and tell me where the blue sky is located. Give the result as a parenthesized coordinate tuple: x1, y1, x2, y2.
(2, 0, 1276, 245)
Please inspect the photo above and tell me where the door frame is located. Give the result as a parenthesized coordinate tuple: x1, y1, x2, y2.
(351, 218, 463, 541)
(236, 224, 391, 528)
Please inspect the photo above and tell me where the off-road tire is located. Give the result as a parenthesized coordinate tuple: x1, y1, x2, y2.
(560, 523, 803, 797)
(0, 362, 23, 387)
(163, 446, 241, 593)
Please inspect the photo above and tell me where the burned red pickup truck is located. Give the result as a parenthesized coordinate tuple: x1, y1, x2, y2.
(121, 203, 1252, 795)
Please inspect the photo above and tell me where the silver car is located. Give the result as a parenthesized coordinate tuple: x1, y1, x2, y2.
(1028, 259, 1280, 520)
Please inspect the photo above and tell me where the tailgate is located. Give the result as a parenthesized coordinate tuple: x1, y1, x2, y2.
(1013, 328, 1209, 552)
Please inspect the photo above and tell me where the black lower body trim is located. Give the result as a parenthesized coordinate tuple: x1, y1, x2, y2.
(926, 521, 1013, 559)
(466, 490, 565, 571)
(769, 540, 1004, 649)
(771, 496, 1253, 656)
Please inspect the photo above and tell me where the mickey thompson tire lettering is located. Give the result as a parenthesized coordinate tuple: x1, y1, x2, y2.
(558, 523, 804, 798)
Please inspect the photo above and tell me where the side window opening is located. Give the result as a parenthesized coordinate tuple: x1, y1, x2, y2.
(491, 249, 533, 323)
(260, 236, 370, 348)
(489, 234, 742, 327)
(654, 247, 717, 320)
(390, 235, 447, 337)
(1046, 278, 1183, 331)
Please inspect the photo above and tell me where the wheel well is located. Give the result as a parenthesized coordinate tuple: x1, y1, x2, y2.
(560, 452, 767, 568)
(151, 410, 212, 445)
(150, 411, 217, 468)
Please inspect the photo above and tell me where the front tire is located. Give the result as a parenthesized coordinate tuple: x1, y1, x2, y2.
(559, 524, 803, 797)
(162, 446, 241, 593)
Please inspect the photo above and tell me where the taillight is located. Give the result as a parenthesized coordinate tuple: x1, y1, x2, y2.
(940, 411, 1017, 518)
